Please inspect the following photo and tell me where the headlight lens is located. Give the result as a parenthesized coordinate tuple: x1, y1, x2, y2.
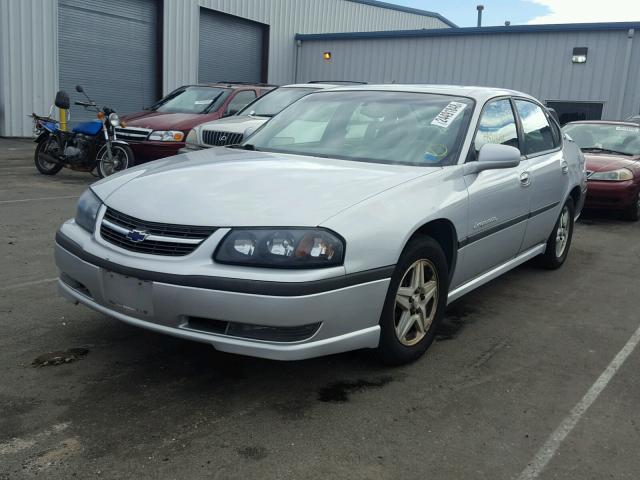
(108, 113, 120, 127)
(75, 189, 102, 232)
(185, 128, 198, 146)
(214, 228, 345, 268)
(589, 168, 634, 181)
(148, 130, 185, 142)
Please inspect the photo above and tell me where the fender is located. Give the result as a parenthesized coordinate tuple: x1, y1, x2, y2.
(33, 131, 50, 144)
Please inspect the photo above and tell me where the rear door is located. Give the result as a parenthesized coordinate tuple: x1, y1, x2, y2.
(454, 98, 531, 285)
(514, 99, 567, 251)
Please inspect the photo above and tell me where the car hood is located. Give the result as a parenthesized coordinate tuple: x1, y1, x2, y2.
(199, 115, 268, 134)
(92, 148, 436, 227)
(584, 153, 640, 172)
(121, 111, 210, 131)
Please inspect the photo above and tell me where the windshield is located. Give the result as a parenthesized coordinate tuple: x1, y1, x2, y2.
(244, 91, 474, 166)
(563, 123, 640, 156)
(153, 86, 229, 114)
(239, 87, 318, 117)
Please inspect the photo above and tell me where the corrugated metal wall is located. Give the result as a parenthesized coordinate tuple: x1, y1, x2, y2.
(0, 0, 58, 137)
(162, 0, 449, 93)
(296, 28, 640, 120)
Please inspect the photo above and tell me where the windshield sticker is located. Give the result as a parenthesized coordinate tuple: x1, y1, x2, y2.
(431, 102, 467, 129)
(616, 126, 639, 133)
(194, 100, 212, 105)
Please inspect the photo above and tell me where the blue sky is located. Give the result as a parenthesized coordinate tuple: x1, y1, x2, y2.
(388, 0, 640, 27)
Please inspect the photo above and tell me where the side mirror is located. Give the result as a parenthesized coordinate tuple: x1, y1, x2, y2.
(75, 85, 84, 93)
(464, 144, 521, 175)
(243, 125, 259, 139)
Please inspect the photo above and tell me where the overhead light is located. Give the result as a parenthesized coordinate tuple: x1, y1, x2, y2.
(572, 47, 588, 64)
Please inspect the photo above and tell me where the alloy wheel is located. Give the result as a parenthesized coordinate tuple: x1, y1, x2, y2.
(555, 205, 571, 258)
(394, 259, 439, 346)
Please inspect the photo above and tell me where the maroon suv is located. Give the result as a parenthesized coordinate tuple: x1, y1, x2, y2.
(117, 83, 274, 162)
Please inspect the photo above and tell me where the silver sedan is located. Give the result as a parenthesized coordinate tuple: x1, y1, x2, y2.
(55, 85, 586, 364)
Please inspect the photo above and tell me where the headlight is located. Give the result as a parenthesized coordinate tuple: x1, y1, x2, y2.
(108, 113, 120, 127)
(185, 128, 198, 146)
(589, 168, 634, 181)
(148, 130, 185, 142)
(214, 228, 345, 268)
(75, 189, 102, 232)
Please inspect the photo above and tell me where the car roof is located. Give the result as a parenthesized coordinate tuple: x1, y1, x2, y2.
(306, 84, 536, 102)
(280, 83, 343, 89)
(192, 82, 276, 89)
(564, 120, 640, 127)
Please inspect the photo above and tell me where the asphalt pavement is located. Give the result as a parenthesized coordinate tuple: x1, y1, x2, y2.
(1, 138, 639, 479)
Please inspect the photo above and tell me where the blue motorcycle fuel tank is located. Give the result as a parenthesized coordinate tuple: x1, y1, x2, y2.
(72, 121, 102, 136)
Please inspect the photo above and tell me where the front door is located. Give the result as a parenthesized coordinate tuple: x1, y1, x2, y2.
(452, 98, 531, 287)
(514, 99, 567, 251)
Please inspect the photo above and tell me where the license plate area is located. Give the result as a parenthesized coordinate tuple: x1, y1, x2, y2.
(101, 270, 153, 316)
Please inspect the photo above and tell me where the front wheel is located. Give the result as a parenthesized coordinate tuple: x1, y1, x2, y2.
(622, 191, 640, 222)
(537, 198, 575, 270)
(97, 143, 134, 178)
(377, 236, 448, 365)
(34, 136, 63, 175)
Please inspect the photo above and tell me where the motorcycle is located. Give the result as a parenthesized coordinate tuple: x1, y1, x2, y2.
(31, 85, 134, 178)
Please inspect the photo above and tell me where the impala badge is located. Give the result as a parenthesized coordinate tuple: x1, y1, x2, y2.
(474, 217, 498, 229)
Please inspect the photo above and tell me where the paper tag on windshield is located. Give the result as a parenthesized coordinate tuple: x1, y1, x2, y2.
(194, 100, 211, 105)
(616, 126, 639, 132)
(431, 102, 467, 129)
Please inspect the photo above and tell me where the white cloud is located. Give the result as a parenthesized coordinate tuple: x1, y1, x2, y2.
(526, 0, 640, 24)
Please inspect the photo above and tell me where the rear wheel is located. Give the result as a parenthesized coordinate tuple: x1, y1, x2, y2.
(622, 191, 640, 221)
(34, 136, 63, 175)
(537, 198, 574, 270)
(97, 143, 134, 178)
(377, 236, 448, 365)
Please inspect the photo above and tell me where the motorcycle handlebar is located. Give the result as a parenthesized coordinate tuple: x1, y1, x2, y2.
(74, 101, 96, 107)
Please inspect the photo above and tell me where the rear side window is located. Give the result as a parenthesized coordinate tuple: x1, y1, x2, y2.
(474, 99, 519, 153)
(225, 90, 257, 115)
(514, 100, 557, 155)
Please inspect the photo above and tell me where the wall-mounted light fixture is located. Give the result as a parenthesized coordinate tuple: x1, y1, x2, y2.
(323, 51, 332, 62)
(572, 47, 588, 64)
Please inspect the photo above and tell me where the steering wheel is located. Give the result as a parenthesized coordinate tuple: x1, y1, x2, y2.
(423, 144, 448, 162)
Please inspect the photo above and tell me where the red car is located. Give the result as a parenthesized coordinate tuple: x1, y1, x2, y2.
(563, 121, 640, 220)
(117, 83, 274, 162)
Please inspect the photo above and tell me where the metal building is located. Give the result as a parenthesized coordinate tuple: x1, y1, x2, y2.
(0, 0, 453, 137)
(296, 22, 640, 123)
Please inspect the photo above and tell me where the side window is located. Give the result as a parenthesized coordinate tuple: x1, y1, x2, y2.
(514, 100, 557, 155)
(474, 99, 519, 154)
(225, 90, 257, 116)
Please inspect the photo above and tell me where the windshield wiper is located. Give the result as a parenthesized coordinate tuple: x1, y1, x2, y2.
(202, 92, 225, 114)
(582, 147, 632, 156)
(227, 144, 258, 151)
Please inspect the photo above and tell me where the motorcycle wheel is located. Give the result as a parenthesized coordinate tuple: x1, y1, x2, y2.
(34, 136, 63, 175)
(97, 144, 134, 178)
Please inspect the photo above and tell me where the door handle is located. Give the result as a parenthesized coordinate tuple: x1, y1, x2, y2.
(561, 159, 569, 174)
(520, 171, 532, 187)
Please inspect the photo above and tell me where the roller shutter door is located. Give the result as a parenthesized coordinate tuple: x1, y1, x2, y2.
(58, 0, 159, 122)
(199, 9, 266, 84)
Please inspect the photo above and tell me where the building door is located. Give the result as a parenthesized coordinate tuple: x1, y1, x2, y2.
(545, 101, 603, 125)
(198, 9, 267, 84)
(58, 0, 159, 122)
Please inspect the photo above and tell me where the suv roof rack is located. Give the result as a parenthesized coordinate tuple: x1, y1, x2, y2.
(216, 81, 279, 87)
(307, 80, 367, 85)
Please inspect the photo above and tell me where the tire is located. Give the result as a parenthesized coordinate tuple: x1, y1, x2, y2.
(97, 143, 134, 178)
(622, 191, 640, 222)
(377, 236, 449, 365)
(34, 136, 63, 175)
(537, 197, 575, 270)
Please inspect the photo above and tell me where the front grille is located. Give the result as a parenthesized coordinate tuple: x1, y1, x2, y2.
(115, 127, 152, 141)
(202, 130, 243, 146)
(100, 208, 216, 256)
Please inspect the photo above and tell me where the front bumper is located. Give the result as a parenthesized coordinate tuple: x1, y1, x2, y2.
(54, 223, 390, 361)
(585, 179, 639, 210)
(126, 140, 186, 162)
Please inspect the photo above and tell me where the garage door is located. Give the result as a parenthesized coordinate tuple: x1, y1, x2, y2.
(198, 9, 267, 84)
(58, 0, 159, 122)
